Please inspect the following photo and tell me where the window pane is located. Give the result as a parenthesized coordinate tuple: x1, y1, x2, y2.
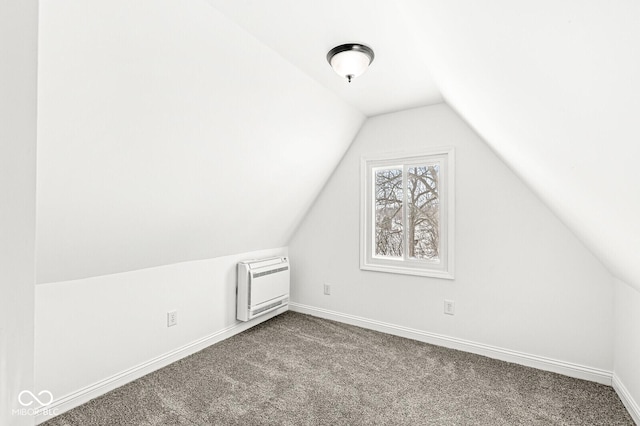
(375, 168, 403, 258)
(407, 165, 439, 260)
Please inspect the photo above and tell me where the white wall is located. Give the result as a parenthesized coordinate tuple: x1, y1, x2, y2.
(0, 1, 38, 424)
(36, 0, 364, 284)
(289, 104, 614, 372)
(614, 278, 640, 422)
(35, 247, 286, 417)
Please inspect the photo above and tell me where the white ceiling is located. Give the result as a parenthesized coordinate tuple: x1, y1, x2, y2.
(207, 0, 640, 291)
(206, 0, 443, 117)
(34, 0, 640, 289)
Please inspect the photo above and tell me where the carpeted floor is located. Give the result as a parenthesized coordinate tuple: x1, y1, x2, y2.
(43, 311, 633, 425)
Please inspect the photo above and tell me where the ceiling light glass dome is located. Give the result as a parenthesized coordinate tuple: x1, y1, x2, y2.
(327, 44, 374, 83)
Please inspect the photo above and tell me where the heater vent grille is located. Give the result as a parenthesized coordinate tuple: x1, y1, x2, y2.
(237, 257, 290, 322)
(253, 298, 288, 316)
(253, 266, 289, 278)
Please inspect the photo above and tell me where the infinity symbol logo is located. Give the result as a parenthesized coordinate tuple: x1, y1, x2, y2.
(18, 390, 54, 407)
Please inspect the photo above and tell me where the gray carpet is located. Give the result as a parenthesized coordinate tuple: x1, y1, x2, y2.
(43, 311, 633, 425)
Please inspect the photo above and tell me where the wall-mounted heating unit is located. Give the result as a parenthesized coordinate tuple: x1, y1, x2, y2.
(237, 257, 290, 322)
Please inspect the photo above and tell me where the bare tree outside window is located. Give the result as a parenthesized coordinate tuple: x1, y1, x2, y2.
(407, 165, 439, 260)
(375, 168, 403, 257)
(374, 165, 439, 261)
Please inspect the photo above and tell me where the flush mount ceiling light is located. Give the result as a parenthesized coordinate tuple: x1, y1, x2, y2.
(327, 43, 374, 83)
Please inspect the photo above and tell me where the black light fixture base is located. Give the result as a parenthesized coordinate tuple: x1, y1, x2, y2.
(326, 43, 375, 66)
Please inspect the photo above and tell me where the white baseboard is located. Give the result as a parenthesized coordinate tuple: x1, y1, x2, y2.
(35, 307, 287, 424)
(613, 374, 640, 425)
(289, 302, 612, 385)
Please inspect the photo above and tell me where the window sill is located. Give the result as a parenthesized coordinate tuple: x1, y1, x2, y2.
(360, 262, 454, 280)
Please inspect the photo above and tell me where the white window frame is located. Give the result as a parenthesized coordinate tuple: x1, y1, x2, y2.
(360, 148, 455, 279)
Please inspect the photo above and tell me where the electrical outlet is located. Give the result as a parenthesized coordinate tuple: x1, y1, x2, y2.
(324, 283, 331, 295)
(167, 310, 178, 327)
(444, 300, 455, 315)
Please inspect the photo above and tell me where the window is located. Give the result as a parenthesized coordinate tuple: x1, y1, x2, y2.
(360, 148, 454, 279)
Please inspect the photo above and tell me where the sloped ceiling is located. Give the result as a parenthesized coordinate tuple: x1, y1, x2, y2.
(400, 0, 640, 291)
(210, 0, 640, 291)
(36, 0, 364, 283)
(37, 0, 640, 290)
